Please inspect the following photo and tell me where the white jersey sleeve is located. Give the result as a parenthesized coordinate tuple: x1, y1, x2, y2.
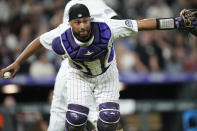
(105, 19, 138, 39)
(40, 23, 68, 50)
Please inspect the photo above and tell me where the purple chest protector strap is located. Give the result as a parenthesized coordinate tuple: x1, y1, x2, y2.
(61, 22, 112, 62)
(52, 36, 66, 55)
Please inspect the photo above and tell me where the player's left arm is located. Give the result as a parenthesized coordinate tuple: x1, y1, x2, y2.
(137, 9, 197, 36)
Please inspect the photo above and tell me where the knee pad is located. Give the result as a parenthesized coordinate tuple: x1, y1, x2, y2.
(66, 104, 89, 126)
(97, 102, 120, 131)
(99, 102, 120, 124)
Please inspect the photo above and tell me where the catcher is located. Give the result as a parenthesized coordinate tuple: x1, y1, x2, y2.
(0, 5, 197, 131)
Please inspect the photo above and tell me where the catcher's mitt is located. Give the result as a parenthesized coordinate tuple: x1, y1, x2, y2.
(175, 9, 197, 36)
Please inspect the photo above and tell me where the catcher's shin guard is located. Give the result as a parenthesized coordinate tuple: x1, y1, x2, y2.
(66, 122, 87, 131)
(86, 120, 96, 131)
(66, 104, 89, 131)
(66, 120, 96, 131)
(97, 102, 120, 131)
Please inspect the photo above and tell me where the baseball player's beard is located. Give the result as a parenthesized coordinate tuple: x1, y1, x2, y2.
(73, 28, 92, 42)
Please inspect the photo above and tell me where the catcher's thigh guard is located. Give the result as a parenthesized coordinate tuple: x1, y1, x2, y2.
(66, 104, 89, 131)
(97, 102, 120, 131)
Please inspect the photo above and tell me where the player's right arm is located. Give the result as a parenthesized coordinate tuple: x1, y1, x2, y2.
(0, 23, 66, 79)
(109, 9, 197, 39)
(0, 37, 44, 78)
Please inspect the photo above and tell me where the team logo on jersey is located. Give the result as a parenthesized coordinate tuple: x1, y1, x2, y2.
(84, 50, 94, 56)
(125, 20, 133, 27)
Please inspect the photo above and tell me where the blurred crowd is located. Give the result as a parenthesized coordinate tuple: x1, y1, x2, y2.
(0, 0, 197, 78)
(0, 90, 53, 131)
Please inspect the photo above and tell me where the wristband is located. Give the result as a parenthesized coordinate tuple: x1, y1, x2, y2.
(156, 18, 176, 30)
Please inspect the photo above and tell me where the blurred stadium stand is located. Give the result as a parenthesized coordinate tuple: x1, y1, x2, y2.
(1, 72, 197, 86)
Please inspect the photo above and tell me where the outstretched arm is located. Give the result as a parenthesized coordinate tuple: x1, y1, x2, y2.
(137, 18, 178, 31)
(0, 37, 44, 78)
(137, 18, 157, 31)
(137, 9, 197, 35)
